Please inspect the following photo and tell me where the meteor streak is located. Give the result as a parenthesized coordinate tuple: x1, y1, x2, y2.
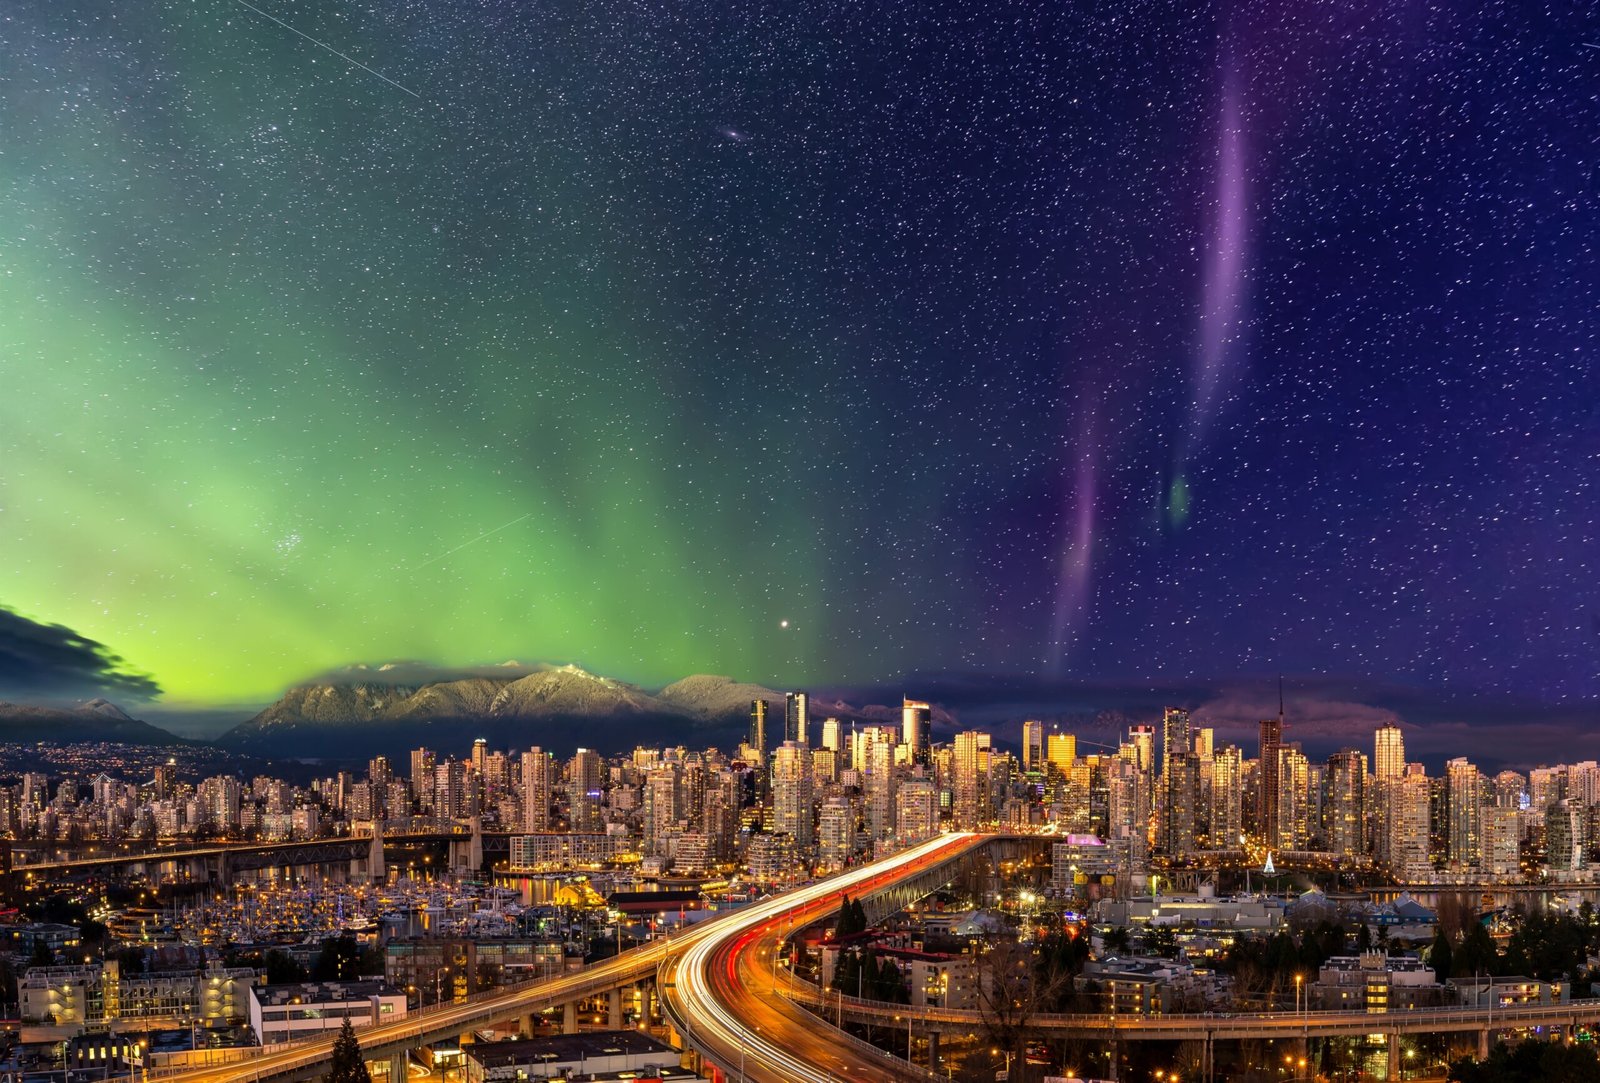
(413, 513, 533, 570)
(230, 0, 421, 99)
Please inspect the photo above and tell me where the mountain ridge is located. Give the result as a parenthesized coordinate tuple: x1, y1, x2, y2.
(216, 665, 941, 758)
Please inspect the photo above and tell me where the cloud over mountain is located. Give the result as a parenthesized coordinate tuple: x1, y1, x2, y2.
(0, 605, 161, 702)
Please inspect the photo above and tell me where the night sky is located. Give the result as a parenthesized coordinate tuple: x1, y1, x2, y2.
(2, 0, 1595, 708)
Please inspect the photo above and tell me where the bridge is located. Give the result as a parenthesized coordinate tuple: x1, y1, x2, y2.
(11, 825, 509, 883)
(127, 832, 1584, 1083)
(144, 832, 1022, 1083)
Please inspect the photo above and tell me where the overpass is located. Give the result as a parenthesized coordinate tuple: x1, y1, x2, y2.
(144, 832, 1030, 1083)
(121, 831, 1581, 1083)
(781, 981, 1600, 1063)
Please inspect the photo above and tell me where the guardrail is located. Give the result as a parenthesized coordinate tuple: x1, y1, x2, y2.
(781, 979, 1600, 1037)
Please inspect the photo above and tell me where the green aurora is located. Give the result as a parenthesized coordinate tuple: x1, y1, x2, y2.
(0, 0, 938, 703)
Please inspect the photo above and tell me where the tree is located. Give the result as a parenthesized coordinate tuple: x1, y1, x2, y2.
(266, 950, 308, 985)
(975, 942, 1073, 1083)
(833, 896, 869, 939)
(1457, 921, 1497, 978)
(324, 1018, 372, 1083)
(314, 936, 363, 981)
(27, 941, 54, 970)
(1449, 1039, 1600, 1083)
(1429, 927, 1454, 982)
(1355, 923, 1373, 953)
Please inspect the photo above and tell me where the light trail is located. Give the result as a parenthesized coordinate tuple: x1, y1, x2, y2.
(413, 513, 532, 570)
(672, 833, 979, 1083)
(229, 0, 422, 99)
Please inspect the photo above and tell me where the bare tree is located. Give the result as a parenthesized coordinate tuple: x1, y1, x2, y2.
(975, 942, 1072, 1083)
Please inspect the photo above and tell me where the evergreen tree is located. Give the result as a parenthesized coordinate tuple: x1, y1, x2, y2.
(1429, 927, 1454, 981)
(1457, 921, 1497, 977)
(324, 1019, 371, 1083)
(834, 896, 866, 939)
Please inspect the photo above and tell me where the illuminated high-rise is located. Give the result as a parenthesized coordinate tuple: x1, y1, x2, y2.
(520, 748, 552, 832)
(1022, 720, 1044, 773)
(953, 730, 993, 829)
(1274, 745, 1308, 850)
(1210, 745, 1243, 848)
(785, 692, 809, 746)
(1259, 714, 1283, 845)
(643, 762, 682, 855)
(821, 717, 842, 753)
(771, 741, 814, 849)
(1325, 749, 1367, 859)
(1446, 757, 1483, 868)
(1374, 724, 1405, 780)
(567, 748, 604, 833)
(1046, 733, 1076, 774)
(749, 700, 770, 756)
(902, 698, 932, 766)
(1161, 707, 1191, 772)
(410, 748, 436, 811)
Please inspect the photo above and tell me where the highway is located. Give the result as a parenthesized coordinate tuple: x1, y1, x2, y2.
(148, 831, 989, 1083)
(148, 909, 730, 1083)
(662, 832, 988, 1083)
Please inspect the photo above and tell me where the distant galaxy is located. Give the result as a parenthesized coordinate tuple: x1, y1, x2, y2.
(0, 0, 1594, 705)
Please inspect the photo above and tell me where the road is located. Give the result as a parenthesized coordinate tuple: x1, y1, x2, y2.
(149, 911, 728, 1083)
(662, 832, 988, 1083)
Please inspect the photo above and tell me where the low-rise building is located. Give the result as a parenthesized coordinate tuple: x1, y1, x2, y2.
(1311, 952, 1441, 1012)
(508, 834, 628, 869)
(384, 937, 570, 1004)
(1092, 891, 1285, 931)
(464, 1031, 681, 1083)
(19, 962, 256, 1032)
(1080, 955, 1200, 1015)
(1449, 975, 1570, 1008)
(247, 979, 407, 1047)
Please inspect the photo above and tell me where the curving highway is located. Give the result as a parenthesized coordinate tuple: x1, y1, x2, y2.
(662, 832, 988, 1083)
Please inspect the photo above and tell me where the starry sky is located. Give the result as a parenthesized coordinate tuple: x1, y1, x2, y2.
(1, 0, 1595, 708)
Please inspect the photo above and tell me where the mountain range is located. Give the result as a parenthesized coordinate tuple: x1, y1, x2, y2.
(0, 662, 958, 760)
(0, 697, 183, 745)
(213, 663, 955, 759)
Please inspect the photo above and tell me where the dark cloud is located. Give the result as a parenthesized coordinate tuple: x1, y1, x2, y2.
(0, 605, 161, 702)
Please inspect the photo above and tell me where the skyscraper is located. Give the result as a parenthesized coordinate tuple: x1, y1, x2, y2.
(785, 692, 809, 746)
(1446, 757, 1483, 868)
(568, 748, 604, 833)
(1127, 725, 1155, 774)
(750, 699, 769, 756)
(410, 748, 436, 812)
(1325, 749, 1367, 860)
(1022, 720, 1044, 772)
(821, 717, 842, 753)
(1160, 752, 1198, 856)
(520, 748, 552, 832)
(901, 698, 932, 766)
(771, 741, 814, 849)
(1047, 733, 1076, 774)
(1161, 707, 1191, 773)
(1211, 745, 1244, 848)
(643, 762, 682, 855)
(953, 730, 993, 829)
(1374, 723, 1405, 780)
(1258, 714, 1283, 845)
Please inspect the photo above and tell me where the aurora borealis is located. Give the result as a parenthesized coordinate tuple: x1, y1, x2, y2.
(2, 0, 1596, 708)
